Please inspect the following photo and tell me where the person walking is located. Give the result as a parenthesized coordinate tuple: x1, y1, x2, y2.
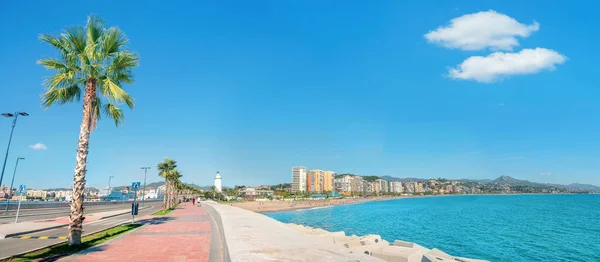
(192, 198, 196, 206)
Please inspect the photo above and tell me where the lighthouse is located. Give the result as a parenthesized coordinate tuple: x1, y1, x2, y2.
(214, 171, 222, 193)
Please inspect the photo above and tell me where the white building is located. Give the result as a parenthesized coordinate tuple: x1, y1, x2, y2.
(337, 175, 354, 192)
(214, 171, 222, 193)
(143, 189, 158, 199)
(291, 166, 307, 193)
(390, 181, 403, 193)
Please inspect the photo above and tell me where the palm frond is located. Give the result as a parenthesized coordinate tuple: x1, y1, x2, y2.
(101, 27, 127, 56)
(39, 34, 70, 57)
(37, 58, 69, 72)
(63, 26, 87, 55)
(86, 15, 104, 48)
(42, 85, 82, 108)
(100, 78, 134, 108)
(42, 72, 77, 90)
(102, 102, 124, 126)
(110, 51, 139, 71)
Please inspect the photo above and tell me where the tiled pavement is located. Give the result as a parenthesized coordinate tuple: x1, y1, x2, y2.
(71, 203, 216, 262)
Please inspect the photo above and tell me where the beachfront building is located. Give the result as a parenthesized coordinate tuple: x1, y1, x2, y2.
(215, 171, 222, 193)
(291, 166, 307, 194)
(323, 170, 335, 192)
(355, 176, 364, 193)
(336, 175, 354, 193)
(308, 169, 325, 193)
(390, 181, 403, 193)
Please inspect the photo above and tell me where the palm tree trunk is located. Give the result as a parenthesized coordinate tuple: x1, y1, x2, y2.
(162, 178, 168, 211)
(68, 79, 96, 246)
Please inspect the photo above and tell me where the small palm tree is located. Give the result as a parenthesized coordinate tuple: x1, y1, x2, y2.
(38, 15, 139, 246)
(157, 158, 177, 211)
(170, 170, 183, 207)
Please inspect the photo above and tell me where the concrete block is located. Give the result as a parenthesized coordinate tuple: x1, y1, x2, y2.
(428, 248, 452, 258)
(422, 254, 454, 262)
(371, 246, 427, 262)
(359, 234, 383, 245)
(393, 240, 415, 248)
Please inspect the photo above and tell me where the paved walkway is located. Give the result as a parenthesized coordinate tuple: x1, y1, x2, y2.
(68, 202, 223, 262)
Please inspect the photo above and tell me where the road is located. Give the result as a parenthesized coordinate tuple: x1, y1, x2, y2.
(0, 200, 162, 224)
(0, 204, 162, 259)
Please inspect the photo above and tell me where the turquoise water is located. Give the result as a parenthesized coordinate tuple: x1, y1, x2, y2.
(266, 195, 600, 261)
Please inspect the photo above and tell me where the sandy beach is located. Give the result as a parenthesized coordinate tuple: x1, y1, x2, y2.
(226, 196, 419, 213)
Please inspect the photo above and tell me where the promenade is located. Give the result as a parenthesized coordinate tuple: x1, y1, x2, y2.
(63, 202, 226, 262)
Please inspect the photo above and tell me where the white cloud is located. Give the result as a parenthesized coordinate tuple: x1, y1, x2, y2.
(448, 48, 566, 83)
(29, 143, 47, 150)
(540, 172, 552, 176)
(425, 10, 539, 51)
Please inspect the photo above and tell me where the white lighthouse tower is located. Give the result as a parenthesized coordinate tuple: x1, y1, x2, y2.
(214, 171, 222, 193)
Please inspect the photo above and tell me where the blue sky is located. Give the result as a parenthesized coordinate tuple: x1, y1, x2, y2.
(1, 0, 599, 189)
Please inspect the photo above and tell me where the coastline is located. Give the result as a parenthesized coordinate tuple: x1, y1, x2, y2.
(227, 195, 419, 213)
(226, 193, 585, 214)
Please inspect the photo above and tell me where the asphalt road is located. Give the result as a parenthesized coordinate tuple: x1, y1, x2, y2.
(0, 201, 162, 224)
(0, 204, 162, 259)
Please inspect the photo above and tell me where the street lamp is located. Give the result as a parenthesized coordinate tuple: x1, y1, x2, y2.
(106, 176, 114, 205)
(0, 112, 28, 190)
(5, 157, 24, 211)
(141, 167, 150, 207)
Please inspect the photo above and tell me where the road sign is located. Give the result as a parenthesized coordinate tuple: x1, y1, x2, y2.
(131, 182, 141, 191)
(18, 185, 26, 192)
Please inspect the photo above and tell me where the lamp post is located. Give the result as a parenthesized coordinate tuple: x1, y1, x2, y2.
(0, 112, 28, 190)
(106, 176, 114, 205)
(140, 167, 150, 207)
(5, 157, 24, 211)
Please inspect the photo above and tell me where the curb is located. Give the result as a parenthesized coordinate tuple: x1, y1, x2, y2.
(203, 202, 231, 262)
(0, 206, 150, 239)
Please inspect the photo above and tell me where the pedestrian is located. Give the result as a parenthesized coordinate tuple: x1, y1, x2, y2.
(192, 198, 196, 206)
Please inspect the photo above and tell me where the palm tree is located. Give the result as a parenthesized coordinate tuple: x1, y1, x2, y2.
(38, 15, 139, 246)
(170, 170, 183, 208)
(157, 158, 177, 211)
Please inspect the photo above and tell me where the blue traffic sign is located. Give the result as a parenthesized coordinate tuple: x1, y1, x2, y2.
(131, 182, 141, 190)
(18, 185, 26, 192)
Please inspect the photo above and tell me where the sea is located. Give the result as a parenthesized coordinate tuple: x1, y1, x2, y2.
(266, 194, 600, 261)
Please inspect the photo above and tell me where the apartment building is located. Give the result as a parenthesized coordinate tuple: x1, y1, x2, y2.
(291, 166, 307, 193)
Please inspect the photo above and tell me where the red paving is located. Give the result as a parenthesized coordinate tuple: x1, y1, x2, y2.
(74, 203, 212, 262)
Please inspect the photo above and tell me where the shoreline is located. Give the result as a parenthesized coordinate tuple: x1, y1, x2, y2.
(226, 193, 590, 213)
(227, 195, 419, 213)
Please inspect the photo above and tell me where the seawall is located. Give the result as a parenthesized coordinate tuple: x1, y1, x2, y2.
(203, 201, 382, 261)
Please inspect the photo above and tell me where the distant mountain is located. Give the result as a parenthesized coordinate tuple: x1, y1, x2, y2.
(380, 175, 600, 192)
(490, 176, 600, 192)
(491, 175, 539, 186)
(561, 183, 600, 191)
